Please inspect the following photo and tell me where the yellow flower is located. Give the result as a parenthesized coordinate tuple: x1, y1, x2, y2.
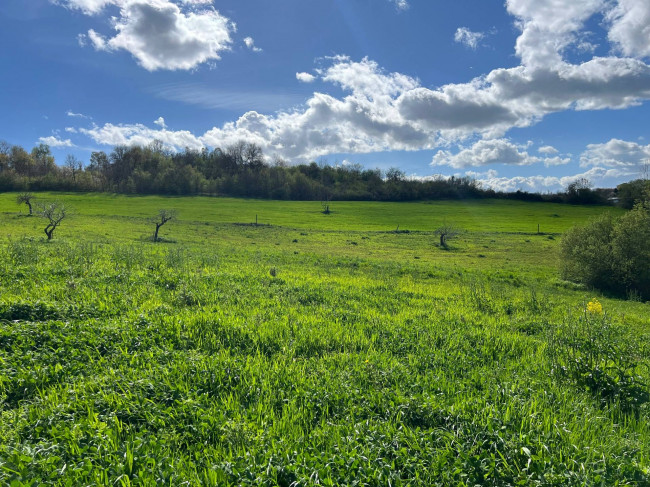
(586, 298, 603, 315)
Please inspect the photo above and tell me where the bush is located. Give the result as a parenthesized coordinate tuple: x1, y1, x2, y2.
(560, 202, 650, 300)
(616, 178, 650, 209)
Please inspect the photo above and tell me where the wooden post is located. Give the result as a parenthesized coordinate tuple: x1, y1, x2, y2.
(537, 223, 540, 234)
(255, 214, 258, 225)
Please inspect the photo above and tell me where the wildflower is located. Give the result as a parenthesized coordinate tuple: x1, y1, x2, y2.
(586, 298, 603, 315)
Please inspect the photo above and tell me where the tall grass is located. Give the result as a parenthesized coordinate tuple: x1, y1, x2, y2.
(0, 195, 647, 485)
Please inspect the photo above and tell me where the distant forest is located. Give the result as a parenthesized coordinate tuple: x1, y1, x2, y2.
(0, 139, 641, 206)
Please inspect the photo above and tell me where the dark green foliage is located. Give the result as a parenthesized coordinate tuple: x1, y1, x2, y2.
(564, 178, 605, 205)
(616, 178, 650, 209)
(561, 203, 650, 300)
(16, 192, 34, 215)
(0, 140, 620, 204)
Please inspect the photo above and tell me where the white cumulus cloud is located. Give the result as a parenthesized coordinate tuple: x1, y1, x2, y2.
(431, 139, 541, 168)
(38, 136, 76, 148)
(538, 145, 559, 154)
(432, 139, 572, 169)
(244, 36, 262, 52)
(67, 1, 650, 168)
(296, 72, 316, 83)
(454, 27, 485, 49)
(606, 0, 650, 59)
(153, 116, 167, 129)
(59, 0, 234, 71)
(476, 166, 632, 192)
(80, 122, 203, 150)
(580, 138, 650, 168)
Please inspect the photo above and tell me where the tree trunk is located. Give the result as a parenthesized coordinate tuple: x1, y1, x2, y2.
(45, 224, 54, 240)
(154, 223, 161, 241)
(440, 234, 445, 247)
(27, 202, 33, 215)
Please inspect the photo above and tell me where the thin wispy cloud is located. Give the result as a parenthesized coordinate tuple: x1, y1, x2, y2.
(150, 82, 307, 112)
(67, 110, 92, 119)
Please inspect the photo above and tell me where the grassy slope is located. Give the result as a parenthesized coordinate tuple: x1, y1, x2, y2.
(0, 193, 647, 486)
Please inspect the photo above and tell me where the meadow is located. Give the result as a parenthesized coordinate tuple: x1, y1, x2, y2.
(0, 192, 648, 486)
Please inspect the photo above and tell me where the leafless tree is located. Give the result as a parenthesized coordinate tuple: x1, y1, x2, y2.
(153, 209, 176, 241)
(37, 201, 67, 240)
(435, 223, 460, 248)
(321, 193, 332, 214)
(65, 154, 83, 182)
(16, 193, 35, 216)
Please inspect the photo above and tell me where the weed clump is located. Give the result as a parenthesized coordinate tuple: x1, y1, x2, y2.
(547, 307, 649, 415)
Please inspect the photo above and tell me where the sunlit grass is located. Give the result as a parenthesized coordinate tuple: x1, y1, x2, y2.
(0, 193, 647, 485)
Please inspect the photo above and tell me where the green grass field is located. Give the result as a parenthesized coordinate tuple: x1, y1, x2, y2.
(0, 193, 648, 486)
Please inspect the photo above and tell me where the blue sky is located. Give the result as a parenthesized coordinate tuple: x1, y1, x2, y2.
(1, 0, 650, 192)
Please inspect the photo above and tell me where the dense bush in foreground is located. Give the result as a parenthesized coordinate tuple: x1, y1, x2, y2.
(561, 202, 650, 300)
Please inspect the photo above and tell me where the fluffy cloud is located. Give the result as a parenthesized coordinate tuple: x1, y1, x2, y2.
(244, 36, 262, 52)
(79, 122, 203, 150)
(454, 27, 485, 49)
(86, 29, 108, 50)
(320, 56, 419, 98)
(296, 72, 316, 83)
(430, 139, 570, 169)
(475, 167, 629, 192)
(38, 136, 76, 148)
(580, 139, 650, 168)
(69, 1, 650, 167)
(391, 0, 409, 11)
(606, 0, 650, 58)
(505, 0, 605, 68)
(75, 48, 650, 163)
(538, 145, 559, 154)
(60, 0, 234, 71)
(153, 116, 167, 129)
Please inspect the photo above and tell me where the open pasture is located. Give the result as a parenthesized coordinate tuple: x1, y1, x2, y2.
(0, 193, 648, 486)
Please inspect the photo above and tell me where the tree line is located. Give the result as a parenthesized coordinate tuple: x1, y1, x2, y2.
(0, 139, 635, 204)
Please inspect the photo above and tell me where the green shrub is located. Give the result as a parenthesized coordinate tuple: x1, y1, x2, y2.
(560, 203, 650, 300)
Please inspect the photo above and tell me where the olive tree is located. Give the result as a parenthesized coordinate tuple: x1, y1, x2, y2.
(152, 209, 176, 242)
(37, 201, 67, 240)
(16, 193, 35, 215)
(435, 223, 460, 249)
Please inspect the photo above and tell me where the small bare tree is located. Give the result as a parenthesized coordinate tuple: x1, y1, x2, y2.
(152, 209, 175, 241)
(37, 202, 67, 240)
(321, 194, 332, 214)
(16, 193, 35, 216)
(435, 223, 460, 249)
